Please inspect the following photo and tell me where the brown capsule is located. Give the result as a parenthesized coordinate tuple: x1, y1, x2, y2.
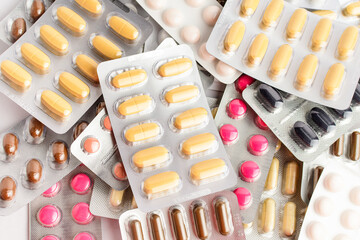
(10, 18, 26, 42)
(96, 101, 106, 115)
(350, 131, 360, 161)
(3, 133, 18, 156)
(52, 141, 68, 164)
(26, 159, 42, 183)
(29, 117, 44, 139)
(30, 0, 45, 22)
(308, 166, 323, 201)
(281, 161, 299, 197)
(130, 219, 144, 240)
(150, 213, 165, 240)
(0, 177, 16, 201)
(193, 205, 209, 239)
(171, 208, 188, 240)
(215, 200, 231, 235)
(72, 121, 88, 140)
(332, 135, 344, 156)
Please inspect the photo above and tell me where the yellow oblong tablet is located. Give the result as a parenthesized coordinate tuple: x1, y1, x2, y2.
(75, 0, 102, 16)
(264, 157, 279, 192)
(75, 54, 99, 84)
(40, 25, 69, 55)
(125, 122, 160, 143)
(223, 20, 245, 53)
(282, 202, 296, 238)
(311, 18, 332, 51)
(118, 95, 152, 116)
(247, 33, 269, 66)
(111, 69, 147, 89)
(1, 60, 32, 91)
(92, 35, 122, 60)
(182, 133, 216, 156)
(337, 26, 358, 60)
(295, 54, 318, 91)
(158, 58, 192, 77)
(143, 171, 180, 195)
(108, 16, 139, 41)
(343, 2, 360, 16)
(41, 90, 72, 120)
(20, 43, 50, 74)
(312, 10, 337, 19)
(165, 85, 199, 104)
(58, 72, 89, 102)
(110, 189, 124, 207)
(286, 9, 307, 40)
(132, 146, 169, 169)
(259, 198, 276, 234)
(322, 63, 345, 99)
(174, 107, 208, 130)
(240, 0, 260, 17)
(190, 158, 227, 182)
(269, 44, 293, 79)
(56, 6, 87, 34)
(261, 0, 284, 29)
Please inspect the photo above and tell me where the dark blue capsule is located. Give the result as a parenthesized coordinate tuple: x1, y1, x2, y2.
(293, 121, 319, 148)
(309, 107, 336, 133)
(328, 107, 352, 120)
(257, 84, 283, 111)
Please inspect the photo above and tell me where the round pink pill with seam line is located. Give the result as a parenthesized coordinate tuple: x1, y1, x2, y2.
(70, 173, 92, 195)
(239, 161, 261, 182)
(42, 182, 61, 198)
(72, 202, 94, 225)
(73, 232, 95, 240)
(227, 99, 247, 119)
(219, 124, 238, 145)
(41, 235, 60, 240)
(235, 74, 255, 93)
(248, 135, 268, 156)
(233, 187, 252, 210)
(83, 137, 100, 154)
(37, 205, 61, 228)
(255, 115, 269, 130)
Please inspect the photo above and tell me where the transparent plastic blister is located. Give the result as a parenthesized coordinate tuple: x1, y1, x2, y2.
(207, 0, 360, 109)
(98, 44, 236, 212)
(242, 81, 360, 162)
(0, 0, 152, 134)
(119, 190, 246, 240)
(285, 0, 340, 10)
(214, 76, 278, 224)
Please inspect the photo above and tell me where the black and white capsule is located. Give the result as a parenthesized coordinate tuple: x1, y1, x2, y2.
(328, 107, 352, 120)
(309, 107, 336, 133)
(352, 82, 360, 105)
(257, 84, 283, 111)
(293, 121, 319, 148)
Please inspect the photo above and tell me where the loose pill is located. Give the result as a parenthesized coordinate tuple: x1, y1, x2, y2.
(130, 220, 144, 240)
(333, 135, 344, 156)
(73, 121, 88, 140)
(113, 162, 127, 180)
(261, 0, 284, 29)
(286, 9, 307, 40)
(165, 85, 199, 104)
(112, 69, 147, 89)
(41, 90, 72, 120)
(72, 202, 93, 225)
(269, 44, 292, 78)
(118, 95, 152, 116)
(223, 20, 245, 53)
(143, 171, 180, 196)
(21, 43, 50, 74)
(337, 26, 358, 60)
(109, 189, 124, 207)
(37, 205, 61, 227)
(75, 54, 99, 84)
(240, 0, 259, 17)
(190, 158, 227, 182)
(174, 107, 208, 130)
(282, 161, 299, 197)
(3, 133, 18, 156)
(42, 182, 60, 198)
(248, 134, 268, 156)
(39, 25, 68, 55)
(59, 72, 90, 102)
(30, 0, 45, 22)
(215, 199, 232, 235)
(343, 2, 360, 16)
(171, 208, 188, 240)
(227, 99, 247, 119)
(83, 137, 100, 154)
(193, 205, 209, 239)
(309, 107, 335, 133)
(322, 63, 345, 99)
(350, 131, 360, 161)
(158, 58, 192, 77)
(26, 159, 42, 184)
(282, 202, 296, 237)
(259, 198, 276, 234)
(264, 157, 279, 192)
(233, 187, 252, 210)
(132, 146, 170, 169)
(181, 132, 216, 156)
(239, 161, 260, 182)
(56, 6, 87, 34)
(219, 124, 238, 145)
(71, 173, 92, 194)
(0, 177, 16, 201)
(75, 0, 102, 15)
(150, 213, 165, 240)
(313, 10, 337, 19)
(52, 141, 68, 164)
(295, 54, 318, 91)
(1, 60, 32, 91)
(247, 33, 269, 66)
(257, 84, 283, 111)
(125, 122, 161, 143)
(10, 18, 26, 41)
(108, 16, 139, 41)
(311, 18, 332, 51)
(92, 35, 122, 60)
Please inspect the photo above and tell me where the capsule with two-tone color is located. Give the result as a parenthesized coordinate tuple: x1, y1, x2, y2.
(240, 0, 260, 17)
(223, 20, 245, 53)
(261, 0, 284, 29)
(286, 8, 307, 41)
(294, 54, 318, 91)
(247, 33, 269, 66)
(322, 63, 345, 99)
(268, 44, 293, 79)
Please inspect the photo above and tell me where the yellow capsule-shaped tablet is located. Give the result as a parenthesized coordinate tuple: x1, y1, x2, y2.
(282, 202, 296, 237)
(312, 10, 337, 19)
(21, 43, 50, 74)
(125, 122, 160, 143)
(240, 0, 260, 17)
(174, 107, 208, 130)
(56, 6, 87, 34)
(118, 95, 152, 116)
(132, 146, 169, 169)
(75, 0, 102, 15)
(110, 189, 125, 207)
(143, 171, 180, 195)
(182, 133, 216, 156)
(92, 35, 122, 60)
(111, 69, 147, 89)
(261, 0, 284, 29)
(223, 20, 245, 53)
(259, 198, 276, 234)
(248, 33, 269, 66)
(158, 58, 192, 77)
(108, 16, 139, 41)
(41, 90, 72, 120)
(322, 63, 345, 99)
(190, 158, 226, 181)
(295, 54, 318, 91)
(75, 54, 99, 84)
(58, 72, 90, 102)
(286, 8, 307, 40)
(1, 60, 32, 91)
(282, 161, 299, 197)
(165, 85, 199, 104)
(264, 157, 279, 192)
(337, 26, 358, 60)
(343, 1, 360, 16)
(40, 25, 69, 55)
(269, 44, 293, 78)
(311, 18, 332, 51)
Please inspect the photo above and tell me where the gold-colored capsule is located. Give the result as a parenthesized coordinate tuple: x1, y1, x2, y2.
(118, 95, 152, 116)
(264, 157, 279, 192)
(58, 72, 90, 102)
(174, 107, 208, 130)
(269, 44, 292, 79)
(294, 54, 318, 91)
(56, 6, 87, 34)
(247, 33, 269, 66)
(322, 63, 345, 99)
(311, 18, 332, 51)
(165, 85, 199, 104)
(75, 54, 99, 84)
(286, 9, 307, 40)
(281, 202, 296, 237)
(312, 10, 337, 19)
(343, 2, 360, 17)
(240, 0, 260, 17)
(20, 43, 50, 74)
(337, 26, 358, 60)
(75, 0, 102, 16)
(281, 161, 299, 197)
(224, 20, 245, 53)
(259, 198, 276, 234)
(261, 0, 284, 29)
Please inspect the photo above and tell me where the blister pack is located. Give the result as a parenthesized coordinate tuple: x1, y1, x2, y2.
(285, 0, 339, 10)
(29, 165, 102, 240)
(242, 81, 360, 162)
(0, 0, 152, 134)
(135, 0, 243, 84)
(298, 161, 360, 240)
(337, 0, 360, 23)
(214, 75, 278, 224)
(119, 190, 246, 240)
(98, 44, 237, 212)
(206, 0, 360, 109)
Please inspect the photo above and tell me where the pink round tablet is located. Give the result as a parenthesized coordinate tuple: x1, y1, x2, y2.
(239, 161, 260, 183)
(235, 74, 255, 93)
(340, 210, 360, 230)
(181, 26, 201, 44)
(70, 173, 92, 195)
(248, 135, 268, 156)
(350, 186, 360, 206)
(37, 205, 61, 228)
(162, 9, 183, 27)
(323, 173, 344, 192)
(233, 187, 252, 210)
(202, 5, 221, 26)
(227, 99, 247, 119)
(41, 235, 60, 240)
(145, 0, 165, 10)
(219, 124, 238, 145)
(83, 137, 100, 154)
(185, 0, 204, 7)
(255, 115, 269, 130)
(73, 232, 95, 240)
(306, 222, 326, 240)
(216, 61, 236, 76)
(103, 116, 112, 131)
(72, 202, 94, 225)
(198, 43, 215, 62)
(42, 182, 61, 198)
(113, 162, 127, 180)
(314, 197, 333, 217)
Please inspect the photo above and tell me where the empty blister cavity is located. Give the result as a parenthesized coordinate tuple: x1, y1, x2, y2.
(132, 146, 172, 173)
(123, 120, 163, 146)
(54, 71, 90, 103)
(170, 107, 209, 133)
(108, 68, 147, 90)
(89, 33, 122, 60)
(180, 133, 218, 159)
(142, 171, 181, 199)
(115, 94, 155, 118)
(53, 6, 87, 36)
